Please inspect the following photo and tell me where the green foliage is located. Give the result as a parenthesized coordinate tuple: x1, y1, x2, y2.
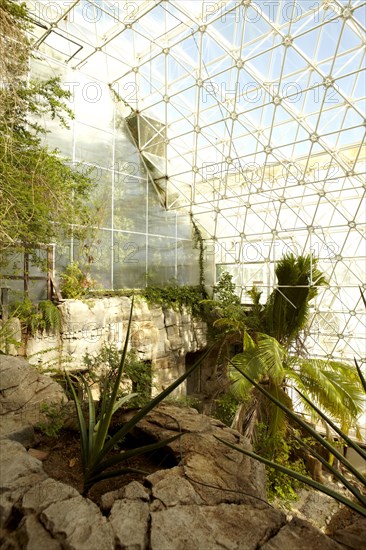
(226, 255, 362, 442)
(0, 0, 94, 251)
(217, 366, 366, 517)
(191, 216, 207, 293)
(0, 316, 21, 353)
(288, 357, 364, 434)
(38, 300, 62, 332)
(202, 272, 245, 340)
(9, 298, 61, 335)
(124, 351, 152, 407)
(90, 285, 207, 318)
(60, 262, 95, 299)
(83, 344, 152, 408)
(143, 284, 207, 318)
(67, 299, 212, 495)
(90, 289, 140, 298)
(230, 337, 363, 447)
(253, 423, 306, 504)
(213, 272, 240, 307)
(9, 298, 35, 333)
(37, 401, 68, 438)
(209, 255, 363, 508)
(354, 358, 366, 393)
(212, 393, 238, 426)
(264, 254, 327, 345)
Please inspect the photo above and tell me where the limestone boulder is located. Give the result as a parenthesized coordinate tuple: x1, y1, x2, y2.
(330, 517, 366, 550)
(100, 481, 150, 513)
(139, 404, 267, 505)
(109, 499, 149, 549)
(17, 515, 62, 550)
(40, 496, 115, 550)
(0, 355, 67, 442)
(0, 402, 353, 550)
(21, 478, 80, 515)
(150, 503, 286, 550)
(0, 439, 47, 527)
(261, 516, 345, 550)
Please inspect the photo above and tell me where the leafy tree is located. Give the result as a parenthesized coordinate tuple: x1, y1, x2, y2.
(0, 0, 94, 255)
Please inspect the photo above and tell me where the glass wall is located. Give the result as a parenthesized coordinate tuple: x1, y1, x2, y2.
(29, 54, 201, 291)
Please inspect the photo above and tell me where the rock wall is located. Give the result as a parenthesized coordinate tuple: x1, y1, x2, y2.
(19, 297, 208, 396)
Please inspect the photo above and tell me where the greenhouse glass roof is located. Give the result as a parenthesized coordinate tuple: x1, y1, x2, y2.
(26, 0, 365, 362)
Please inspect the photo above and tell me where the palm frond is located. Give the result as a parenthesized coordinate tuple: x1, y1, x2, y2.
(289, 358, 364, 431)
(213, 317, 242, 333)
(355, 358, 366, 393)
(229, 362, 366, 486)
(255, 334, 285, 384)
(230, 351, 265, 399)
(263, 254, 327, 344)
(265, 384, 291, 439)
(243, 331, 255, 351)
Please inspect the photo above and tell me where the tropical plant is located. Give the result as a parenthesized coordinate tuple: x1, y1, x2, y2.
(207, 255, 363, 503)
(203, 272, 243, 331)
(66, 298, 211, 495)
(263, 254, 327, 346)
(216, 364, 366, 517)
(191, 216, 208, 294)
(228, 255, 363, 446)
(230, 332, 364, 443)
(38, 301, 62, 332)
(253, 421, 308, 503)
(211, 392, 238, 426)
(124, 351, 152, 407)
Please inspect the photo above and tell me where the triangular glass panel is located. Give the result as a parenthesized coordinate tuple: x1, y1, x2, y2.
(338, 23, 363, 53)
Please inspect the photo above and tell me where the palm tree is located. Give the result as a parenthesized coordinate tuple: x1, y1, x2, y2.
(228, 254, 364, 453)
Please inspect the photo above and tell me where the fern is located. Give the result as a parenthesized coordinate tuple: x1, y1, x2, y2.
(10, 298, 61, 335)
(38, 301, 61, 332)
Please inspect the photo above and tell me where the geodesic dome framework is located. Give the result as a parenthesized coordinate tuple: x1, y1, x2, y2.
(26, 0, 365, 363)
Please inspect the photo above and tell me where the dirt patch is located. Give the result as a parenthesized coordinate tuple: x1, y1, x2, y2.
(33, 426, 176, 507)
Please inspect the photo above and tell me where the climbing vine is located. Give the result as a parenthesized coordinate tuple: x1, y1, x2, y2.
(191, 215, 207, 295)
(143, 284, 206, 318)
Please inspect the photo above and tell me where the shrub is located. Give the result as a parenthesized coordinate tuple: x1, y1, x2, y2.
(60, 262, 95, 299)
(37, 401, 68, 438)
(212, 393, 238, 426)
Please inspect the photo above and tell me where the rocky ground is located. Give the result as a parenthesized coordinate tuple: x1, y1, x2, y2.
(1, 355, 365, 549)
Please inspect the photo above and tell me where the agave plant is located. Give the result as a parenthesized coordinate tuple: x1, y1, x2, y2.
(67, 297, 211, 495)
(216, 360, 366, 517)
